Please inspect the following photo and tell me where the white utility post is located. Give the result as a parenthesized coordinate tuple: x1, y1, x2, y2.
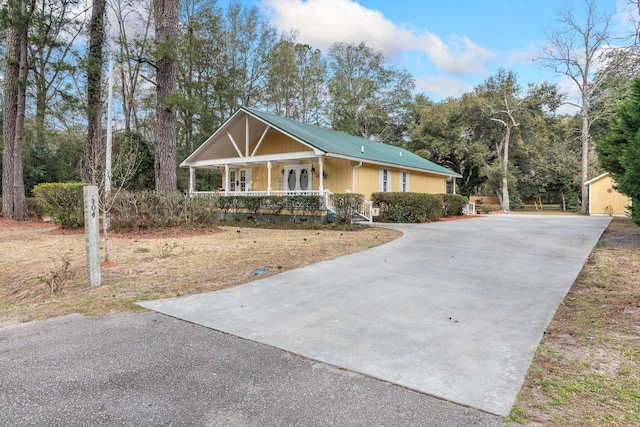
(84, 186, 101, 287)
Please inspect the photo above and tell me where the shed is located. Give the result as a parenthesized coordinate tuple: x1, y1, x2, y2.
(585, 172, 631, 216)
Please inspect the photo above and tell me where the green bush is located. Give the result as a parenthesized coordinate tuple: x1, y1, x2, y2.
(180, 195, 219, 225)
(217, 195, 324, 222)
(479, 204, 501, 213)
(441, 194, 468, 216)
(33, 182, 85, 228)
(110, 191, 219, 231)
(372, 192, 443, 223)
(332, 193, 364, 224)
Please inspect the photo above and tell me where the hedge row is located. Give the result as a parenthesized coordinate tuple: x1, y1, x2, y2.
(217, 194, 324, 221)
(23, 183, 468, 228)
(372, 192, 468, 223)
(110, 191, 219, 231)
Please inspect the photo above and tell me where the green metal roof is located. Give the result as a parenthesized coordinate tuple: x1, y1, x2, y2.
(241, 107, 461, 178)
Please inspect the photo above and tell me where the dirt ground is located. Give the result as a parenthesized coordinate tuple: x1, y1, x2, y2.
(0, 218, 400, 323)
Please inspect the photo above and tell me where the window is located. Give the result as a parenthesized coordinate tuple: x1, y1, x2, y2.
(399, 171, 410, 192)
(379, 168, 391, 192)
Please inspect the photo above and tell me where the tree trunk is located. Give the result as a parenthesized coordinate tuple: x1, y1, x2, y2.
(501, 126, 511, 211)
(2, 0, 28, 221)
(85, 0, 106, 185)
(580, 104, 590, 214)
(153, 0, 179, 193)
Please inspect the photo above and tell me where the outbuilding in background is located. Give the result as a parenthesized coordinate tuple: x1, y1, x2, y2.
(586, 172, 632, 216)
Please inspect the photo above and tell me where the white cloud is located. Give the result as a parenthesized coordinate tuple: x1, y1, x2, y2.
(415, 75, 472, 99)
(261, 0, 494, 76)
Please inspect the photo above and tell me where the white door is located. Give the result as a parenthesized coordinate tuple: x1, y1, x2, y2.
(239, 169, 251, 192)
(229, 169, 251, 192)
(285, 165, 312, 193)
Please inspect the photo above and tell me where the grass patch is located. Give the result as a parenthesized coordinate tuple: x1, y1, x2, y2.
(511, 217, 640, 426)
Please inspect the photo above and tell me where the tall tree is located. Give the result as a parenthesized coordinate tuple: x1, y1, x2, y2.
(85, 0, 106, 184)
(264, 33, 326, 124)
(475, 70, 523, 211)
(110, 0, 154, 135)
(153, 0, 179, 192)
(408, 94, 491, 196)
(29, 0, 85, 144)
(221, 0, 276, 112)
(2, 0, 33, 220)
(327, 41, 415, 144)
(597, 78, 640, 225)
(540, 0, 617, 214)
(175, 0, 225, 153)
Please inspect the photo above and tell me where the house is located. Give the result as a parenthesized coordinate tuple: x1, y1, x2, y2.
(585, 172, 631, 216)
(181, 107, 462, 221)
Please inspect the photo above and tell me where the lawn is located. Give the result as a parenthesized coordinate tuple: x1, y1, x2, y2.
(0, 219, 400, 323)
(509, 217, 640, 426)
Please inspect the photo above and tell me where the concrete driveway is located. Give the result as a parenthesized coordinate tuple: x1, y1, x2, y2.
(140, 214, 611, 416)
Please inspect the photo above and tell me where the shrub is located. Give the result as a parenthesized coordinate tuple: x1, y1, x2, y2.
(110, 191, 219, 231)
(332, 193, 364, 224)
(26, 198, 45, 220)
(33, 182, 85, 228)
(181, 195, 219, 225)
(242, 196, 262, 221)
(216, 195, 324, 222)
(441, 194, 468, 216)
(372, 192, 442, 223)
(260, 195, 286, 220)
(479, 204, 500, 214)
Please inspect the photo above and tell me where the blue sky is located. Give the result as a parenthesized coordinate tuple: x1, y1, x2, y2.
(220, 0, 633, 103)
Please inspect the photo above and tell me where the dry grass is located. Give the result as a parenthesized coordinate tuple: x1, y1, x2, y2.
(0, 219, 400, 323)
(510, 217, 640, 426)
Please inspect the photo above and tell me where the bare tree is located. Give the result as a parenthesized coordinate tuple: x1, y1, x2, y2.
(110, 0, 153, 134)
(153, 0, 179, 193)
(539, 0, 617, 214)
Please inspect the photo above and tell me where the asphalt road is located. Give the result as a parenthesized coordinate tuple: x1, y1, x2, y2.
(0, 312, 506, 426)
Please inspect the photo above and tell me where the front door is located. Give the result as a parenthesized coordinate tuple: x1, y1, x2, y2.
(229, 168, 251, 192)
(285, 165, 312, 193)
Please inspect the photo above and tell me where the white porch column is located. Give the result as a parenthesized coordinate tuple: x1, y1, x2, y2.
(318, 157, 324, 192)
(189, 167, 195, 194)
(267, 161, 272, 195)
(453, 177, 457, 194)
(224, 164, 229, 192)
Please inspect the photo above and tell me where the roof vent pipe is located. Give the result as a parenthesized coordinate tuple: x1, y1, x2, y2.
(399, 152, 402, 157)
(361, 145, 364, 153)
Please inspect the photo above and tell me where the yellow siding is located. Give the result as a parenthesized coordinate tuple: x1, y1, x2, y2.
(251, 132, 305, 155)
(590, 175, 630, 215)
(232, 132, 449, 197)
(352, 163, 447, 199)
